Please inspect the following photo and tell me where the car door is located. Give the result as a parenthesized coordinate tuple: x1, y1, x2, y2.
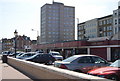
(69, 56, 95, 73)
(20, 54, 28, 59)
(78, 56, 96, 73)
(32, 54, 42, 63)
(42, 54, 53, 62)
(91, 56, 109, 68)
(24, 53, 30, 58)
(41, 54, 47, 63)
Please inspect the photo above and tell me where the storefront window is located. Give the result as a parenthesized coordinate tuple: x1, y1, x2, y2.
(111, 48, 120, 62)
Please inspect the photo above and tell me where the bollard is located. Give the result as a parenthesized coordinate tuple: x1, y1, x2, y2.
(2, 54, 8, 63)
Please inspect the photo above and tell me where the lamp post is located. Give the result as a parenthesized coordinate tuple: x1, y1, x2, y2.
(76, 18, 79, 24)
(31, 29, 39, 44)
(31, 29, 39, 37)
(14, 30, 18, 58)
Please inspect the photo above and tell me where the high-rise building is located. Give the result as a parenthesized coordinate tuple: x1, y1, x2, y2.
(40, 2, 75, 44)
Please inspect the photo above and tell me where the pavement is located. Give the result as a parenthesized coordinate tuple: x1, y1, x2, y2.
(0, 55, 33, 81)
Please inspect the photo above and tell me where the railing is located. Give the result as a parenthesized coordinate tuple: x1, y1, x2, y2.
(7, 57, 113, 81)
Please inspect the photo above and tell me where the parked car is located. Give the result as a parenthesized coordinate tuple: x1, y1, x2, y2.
(16, 52, 37, 59)
(36, 50, 43, 53)
(54, 55, 110, 73)
(16, 52, 25, 58)
(9, 52, 22, 57)
(49, 51, 63, 61)
(2, 51, 12, 55)
(88, 60, 120, 81)
(25, 53, 56, 65)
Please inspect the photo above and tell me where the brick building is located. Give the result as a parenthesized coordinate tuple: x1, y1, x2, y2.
(2, 35, 31, 52)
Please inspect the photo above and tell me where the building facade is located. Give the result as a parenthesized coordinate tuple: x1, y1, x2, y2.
(98, 15, 113, 37)
(41, 2, 75, 44)
(77, 22, 85, 40)
(78, 18, 98, 40)
(0, 40, 2, 53)
(2, 35, 31, 52)
(16, 35, 31, 52)
(77, 1, 120, 40)
(85, 19, 98, 39)
(113, 1, 120, 35)
(2, 38, 13, 52)
(77, 15, 114, 40)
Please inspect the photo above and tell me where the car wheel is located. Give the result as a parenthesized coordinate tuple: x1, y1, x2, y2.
(109, 75, 119, 81)
(48, 60, 53, 65)
(45, 60, 53, 65)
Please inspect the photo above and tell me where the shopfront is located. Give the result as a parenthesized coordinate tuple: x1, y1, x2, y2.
(111, 47, 120, 61)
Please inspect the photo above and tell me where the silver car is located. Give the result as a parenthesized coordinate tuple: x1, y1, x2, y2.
(54, 55, 110, 73)
(49, 51, 63, 61)
(16, 52, 37, 59)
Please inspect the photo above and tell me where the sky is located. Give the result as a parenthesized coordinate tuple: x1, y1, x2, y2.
(0, 0, 119, 40)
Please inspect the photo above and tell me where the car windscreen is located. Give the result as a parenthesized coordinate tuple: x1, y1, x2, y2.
(110, 60, 120, 68)
(25, 54, 39, 59)
(51, 53, 60, 55)
(17, 53, 24, 56)
(62, 56, 78, 62)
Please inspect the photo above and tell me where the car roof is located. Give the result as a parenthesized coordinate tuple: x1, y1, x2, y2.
(26, 52, 36, 53)
(72, 54, 98, 57)
(114, 59, 120, 62)
(49, 51, 59, 53)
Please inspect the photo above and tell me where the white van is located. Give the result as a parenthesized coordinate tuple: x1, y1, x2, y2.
(49, 51, 63, 61)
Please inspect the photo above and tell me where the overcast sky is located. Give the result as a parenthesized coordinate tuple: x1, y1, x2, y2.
(0, 0, 119, 40)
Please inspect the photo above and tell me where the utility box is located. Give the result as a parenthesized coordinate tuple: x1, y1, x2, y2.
(2, 55, 8, 63)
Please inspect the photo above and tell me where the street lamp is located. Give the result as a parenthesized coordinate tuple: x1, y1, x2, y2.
(31, 29, 39, 37)
(14, 30, 18, 58)
(76, 18, 79, 24)
(31, 29, 39, 44)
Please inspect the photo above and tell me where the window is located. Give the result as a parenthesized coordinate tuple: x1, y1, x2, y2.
(99, 21, 102, 25)
(49, 6, 51, 8)
(99, 28, 102, 31)
(107, 32, 113, 36)
(115, 19, 117, 25)
(119, 27, 120, 31)
(119, 19, 120, 24)
(78, 57, 93, 63)
(115, 28, 117, 34)
(109, 19, 112, 24)
(114, 13, 117, 16)
(103, 27, 106, 31)
(109, 26, 112, 30)
(92, 57, 106, 64)
(103, 32, 106, 36)
(107, 26, 110, 31)
(119, 12, 120, 16)
(103, 20, 106, 24)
